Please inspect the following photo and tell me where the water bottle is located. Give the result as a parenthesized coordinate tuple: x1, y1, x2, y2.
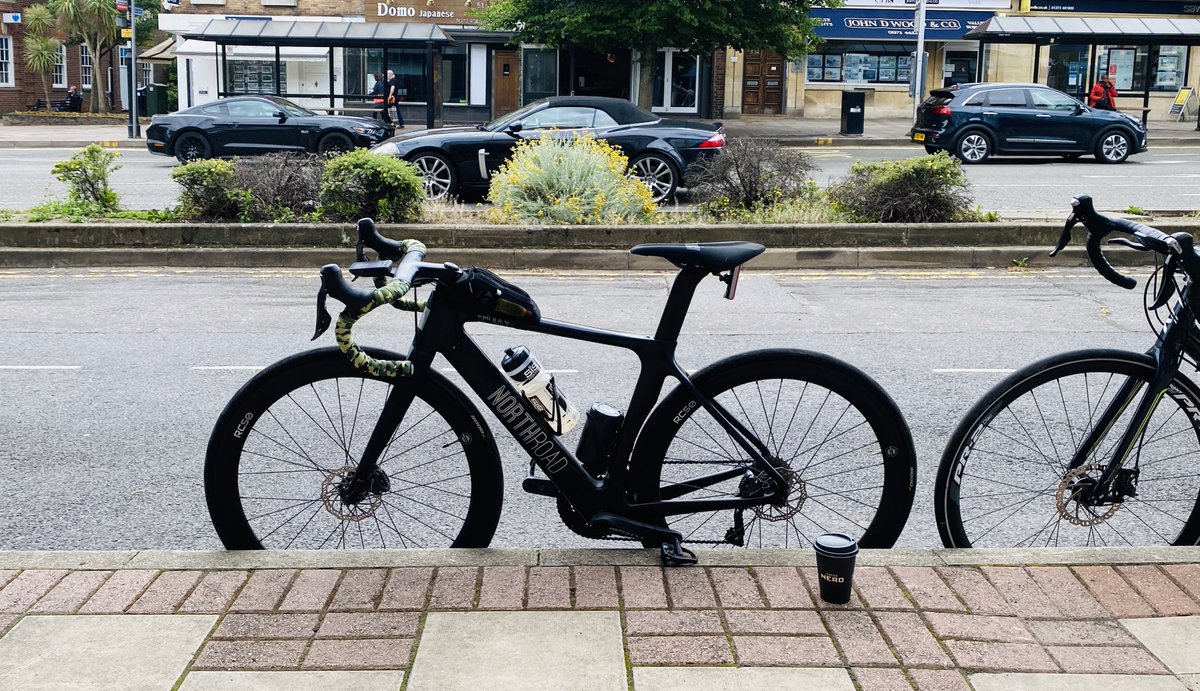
(501, 346, 580, 435)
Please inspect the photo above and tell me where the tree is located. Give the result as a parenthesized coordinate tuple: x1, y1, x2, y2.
(22, 4, 62, 108)
(475, 0, 825, 110)
(49, 0, 119, 113)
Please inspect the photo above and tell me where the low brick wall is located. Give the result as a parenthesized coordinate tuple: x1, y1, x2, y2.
(1, 113, 148, 126)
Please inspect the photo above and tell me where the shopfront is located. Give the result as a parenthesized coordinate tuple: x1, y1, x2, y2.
(722, 0, 999, 118)
(974, 2, 1200, 122)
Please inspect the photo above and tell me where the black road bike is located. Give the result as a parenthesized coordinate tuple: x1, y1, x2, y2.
(206, 220, 917, 564)
(936, 195, 1200, 548)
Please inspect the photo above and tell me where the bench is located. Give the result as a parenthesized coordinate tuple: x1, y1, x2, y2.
(25, 98, 78, 112)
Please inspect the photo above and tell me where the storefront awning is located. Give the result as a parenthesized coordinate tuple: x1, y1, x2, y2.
(965, 16, 1200, 45)
(140, 36, 177, 64)
(182, 19, 452, 47)
(175, 39, 330, 62)
(812, 9, 994, 41)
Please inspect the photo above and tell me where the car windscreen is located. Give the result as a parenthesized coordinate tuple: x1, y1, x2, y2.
(485, 100, 547, 131)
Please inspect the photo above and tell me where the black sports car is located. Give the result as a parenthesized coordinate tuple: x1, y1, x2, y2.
(370, 96, 725, 202)
(146, 96, 393, 163)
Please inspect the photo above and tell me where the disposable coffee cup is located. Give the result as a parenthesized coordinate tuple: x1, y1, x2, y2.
(814, 533, 859, 604)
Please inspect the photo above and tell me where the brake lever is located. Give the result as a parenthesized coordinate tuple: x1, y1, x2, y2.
(1108, 237, 1150, 251)
(312, 285, 332, 341)
(1150, 254, 1180, 310)
(1049, 212, 1079, 257)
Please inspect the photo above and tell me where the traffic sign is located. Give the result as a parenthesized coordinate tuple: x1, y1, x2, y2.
(133, 7, 144, 15)
(120, 27, 132, 38)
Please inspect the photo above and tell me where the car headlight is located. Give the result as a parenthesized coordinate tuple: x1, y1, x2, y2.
(371, 141, 400, 156)
(352, 126, 374, 135)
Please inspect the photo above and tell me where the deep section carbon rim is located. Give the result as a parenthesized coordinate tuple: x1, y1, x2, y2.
(939, 354, 1200, 547)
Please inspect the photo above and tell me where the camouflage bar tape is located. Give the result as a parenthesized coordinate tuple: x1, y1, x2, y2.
(335, 239, 428, 378)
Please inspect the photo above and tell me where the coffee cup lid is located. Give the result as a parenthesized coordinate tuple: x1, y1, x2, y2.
(814, 533, 858, 556)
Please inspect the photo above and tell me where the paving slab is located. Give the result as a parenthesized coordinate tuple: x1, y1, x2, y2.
(632, 666, 855, 690)
(970, 673, 1186, 691)
(1121, 616, 1200, 674)
(179, 670, 405, 690)
(0, 614, 216, 690)
(1182, 674, 1200, 691)
(405, 610, 625, 690)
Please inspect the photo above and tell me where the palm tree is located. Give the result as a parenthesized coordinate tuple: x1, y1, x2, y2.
(49, 0, 118, 113)
(21, 5, 61, 108)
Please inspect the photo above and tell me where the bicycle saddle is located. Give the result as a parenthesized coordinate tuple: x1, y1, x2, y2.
(630, 241, 765, 272)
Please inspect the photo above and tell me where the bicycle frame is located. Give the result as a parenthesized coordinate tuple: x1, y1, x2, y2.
(1067, 276, 1200, 497)
(348, 262, 787, 529)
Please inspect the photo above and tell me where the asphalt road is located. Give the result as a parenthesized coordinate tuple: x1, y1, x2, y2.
(0, 266, 1162, 551)
(0, 146, 1197, 216)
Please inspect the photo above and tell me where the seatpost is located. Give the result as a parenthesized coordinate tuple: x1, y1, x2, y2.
(653, 269, 706, 343)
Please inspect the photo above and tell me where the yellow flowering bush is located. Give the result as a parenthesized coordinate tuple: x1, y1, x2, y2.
(486, 133, 657, 225)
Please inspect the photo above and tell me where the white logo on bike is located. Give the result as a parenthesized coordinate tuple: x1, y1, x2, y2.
(486, 386, 568, 473)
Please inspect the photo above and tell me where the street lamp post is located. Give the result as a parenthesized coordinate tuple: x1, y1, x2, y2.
(912, 0, 928, 123)
(126, 0, 140, 138)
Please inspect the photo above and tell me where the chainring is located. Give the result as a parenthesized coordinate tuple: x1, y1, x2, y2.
(556, 496, 613, 539)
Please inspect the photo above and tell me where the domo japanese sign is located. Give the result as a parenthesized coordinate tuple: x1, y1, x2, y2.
(366, 0, 489, 25)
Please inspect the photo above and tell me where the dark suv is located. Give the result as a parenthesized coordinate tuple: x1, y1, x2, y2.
(910, 83, 1147, 164)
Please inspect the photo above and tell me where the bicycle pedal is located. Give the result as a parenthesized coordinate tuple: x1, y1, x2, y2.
(660, 539, 698, 567)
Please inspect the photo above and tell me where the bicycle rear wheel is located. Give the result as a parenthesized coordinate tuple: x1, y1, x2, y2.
(935, 349, 1200, 548)
(205, 347, 503, 550)
(630, 349, 917, 549)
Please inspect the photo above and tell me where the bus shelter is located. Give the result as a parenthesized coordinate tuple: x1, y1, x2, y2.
(182, 19, 452, 129)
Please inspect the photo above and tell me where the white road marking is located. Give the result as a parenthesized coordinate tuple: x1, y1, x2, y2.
(933, 368, 1015, 374)
(0, 365, 81, 370)
(190, 366, 264, 371)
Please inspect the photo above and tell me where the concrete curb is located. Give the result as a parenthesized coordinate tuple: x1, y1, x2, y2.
(0, 140, 132, 149)
(2, 547, 1200, 570)
(0, 245, 1164, 271)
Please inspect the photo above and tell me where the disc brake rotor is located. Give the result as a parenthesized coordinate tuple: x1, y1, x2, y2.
(321, 466, 383, 522)
(752, 468, 807, 522)
(1055, 463, 1120, 526)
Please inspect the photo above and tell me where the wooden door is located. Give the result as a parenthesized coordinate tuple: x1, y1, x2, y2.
(492, 49, 519, 119)
(742, 49, 785, 115)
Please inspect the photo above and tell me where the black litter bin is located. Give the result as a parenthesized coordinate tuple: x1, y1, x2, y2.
(145, 83, 168, 115)
(840, 90, 866, 136)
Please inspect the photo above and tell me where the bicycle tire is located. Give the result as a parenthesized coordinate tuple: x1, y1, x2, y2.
(205, 347, 503, 550)
(629, 349, 917, 549)
(935, 349, 1200, 548)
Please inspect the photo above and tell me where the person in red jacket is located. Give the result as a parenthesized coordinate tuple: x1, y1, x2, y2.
(1089, 74, 1119, 110)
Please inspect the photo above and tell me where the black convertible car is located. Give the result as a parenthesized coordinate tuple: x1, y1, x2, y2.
(370, 96, 725, 202)
(146, 96, 393, 163)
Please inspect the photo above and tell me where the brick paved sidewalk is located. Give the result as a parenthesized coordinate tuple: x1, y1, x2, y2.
(1, 550, 1199, 689)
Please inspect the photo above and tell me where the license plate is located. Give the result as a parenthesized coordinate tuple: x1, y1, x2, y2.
(912, 133, 926, 142)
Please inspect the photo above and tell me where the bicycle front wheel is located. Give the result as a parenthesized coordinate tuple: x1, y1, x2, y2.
(630, 349, 917, 549)
(205, 347, 503, 550)
(936, 349, 1200, 548)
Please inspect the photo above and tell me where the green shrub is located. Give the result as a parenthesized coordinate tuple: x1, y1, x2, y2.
(50, 144, 121, 211)
(319, 149, 424, 223)
(172, 159, 241, 220)
(28, 199, 108, 222)
(234, 153, 324, 222)
(826, 152, 975, 223)
(486, 133, 656, 224)
(685, 138, 816, 215)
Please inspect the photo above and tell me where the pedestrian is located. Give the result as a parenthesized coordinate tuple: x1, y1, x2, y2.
(386, 69, 405, 129)
(1089, 74, 1119, 111)
(369, 71, 389, 123)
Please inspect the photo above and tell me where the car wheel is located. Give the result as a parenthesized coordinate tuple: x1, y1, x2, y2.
(955, 131, 991, 164)
(1096, 130, 1131, 164)
(175, 132, 211, 163)
(924, 145, 940, 155)
(409, 152, 457, 201)
(318, 132, 354, 156)
(630, 153, 678, 203)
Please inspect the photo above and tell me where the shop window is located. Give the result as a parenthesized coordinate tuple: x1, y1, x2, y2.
(386, 48, 429, 103)
(53, 45, 68, 89)
(650, 49, 698, 113)
(522, 48, 557, 104)
(441, 45, 468, 105)
(81, 44, 92, 89)
(227, 61, 284, 95)
(804, 42, 915, 85)
(1095, 45, 1188, 93)
(1047, 44, 1089, 100)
